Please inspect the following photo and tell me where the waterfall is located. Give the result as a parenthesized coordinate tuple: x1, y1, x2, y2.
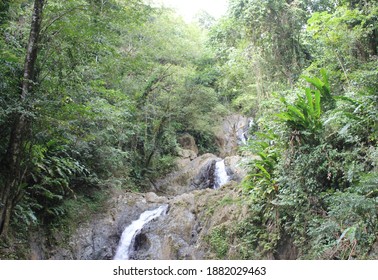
(214, 160, 230, 189)
(249, 119, 254, 128)
(113, 204, 168, 260)
(241, 132, 247, 145)
(237, 118, 254, 145)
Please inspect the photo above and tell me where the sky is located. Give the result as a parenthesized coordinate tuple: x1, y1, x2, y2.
(152, 0, 229, 22)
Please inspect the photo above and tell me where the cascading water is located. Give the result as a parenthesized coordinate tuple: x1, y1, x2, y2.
(214, 160, 230, 189)
(241, 133, 247, 145)
(113, 204, 168, 260)
(237, 118, 254, 145)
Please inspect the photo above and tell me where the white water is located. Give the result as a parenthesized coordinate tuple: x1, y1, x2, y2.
(249, 119, 254, 128)
(214, 160, 230, 189)
(241, 132, 247, 145)
(237, 118, 254, 145)
(113, 204, 168, 260)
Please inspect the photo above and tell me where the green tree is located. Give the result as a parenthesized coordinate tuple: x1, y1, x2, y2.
(0, 0, 151, 236)
(228, 0, 313, 87)
(0, 0, 45, 237)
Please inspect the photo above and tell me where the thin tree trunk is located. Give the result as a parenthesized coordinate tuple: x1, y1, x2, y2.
(0, 0, 45, 237)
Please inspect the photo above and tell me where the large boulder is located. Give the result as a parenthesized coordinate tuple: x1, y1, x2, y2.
(154, 153, 219, 195)
(224, 155, 249, 182)
(178, 133, 199, 155)
(177, 148, 197, 161)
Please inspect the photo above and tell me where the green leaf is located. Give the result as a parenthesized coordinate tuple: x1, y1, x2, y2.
(287, 105, 306, 122)
(337, 226, 357, 244)
(320, 68, 330, 93)
(305, 88, 314, 115)
(303, 76, 324, 92)
(255, 163, 271, 179)
(314, 91, 321, 118)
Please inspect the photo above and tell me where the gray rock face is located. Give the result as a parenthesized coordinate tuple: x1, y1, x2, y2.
(49, 123, 250, 260)
(49, 191, 168, 260)
(190, 159, 217, 190)
(215, 114, 253, 157)
(130, 186, 249, 260)
(154, 153, 219, 195)
(224, 155, 248, 182)
(177, 148, 197, 160)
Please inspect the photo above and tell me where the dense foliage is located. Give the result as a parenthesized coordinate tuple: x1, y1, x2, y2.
(0, 0, 222, 244)
(208, 0, 377, 259)
(0, 0, 377, 260)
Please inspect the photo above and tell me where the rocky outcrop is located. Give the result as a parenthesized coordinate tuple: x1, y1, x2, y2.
(130, 183, 249, 260)
(154, 153, 219, 195)
(224, 155, 249, 182)
(190, 159, 217, 190)
(48, 190, 168, 260)
(49, 152, 248, 260)
(176, 148, 197, 161)
(215, 114, 253, 157)
(178, 133, 199, 156)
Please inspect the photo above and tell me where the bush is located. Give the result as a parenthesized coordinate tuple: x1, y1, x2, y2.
(241, 68, 377, 259)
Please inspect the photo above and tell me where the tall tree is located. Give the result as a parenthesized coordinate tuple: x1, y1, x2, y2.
(0, 0, 45, 237)
(229, 0, 312, 86)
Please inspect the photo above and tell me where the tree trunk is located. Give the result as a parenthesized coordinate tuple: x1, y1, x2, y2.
(0, 0, 45, 237)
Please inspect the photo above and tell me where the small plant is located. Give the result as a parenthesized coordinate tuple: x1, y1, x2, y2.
(277, 69, 332, 145)
(242, 131, 280, 201)
(207, 225, 230, 259)
(25, 140, 90, 224)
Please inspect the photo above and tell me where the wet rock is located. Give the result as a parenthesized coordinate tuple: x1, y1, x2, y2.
(191, 159, 217, 189)
(49, 150, 250, 260)
(130, 185, 248, 260)
(49, 190, 165, 260)
(224, 155, 248, 182)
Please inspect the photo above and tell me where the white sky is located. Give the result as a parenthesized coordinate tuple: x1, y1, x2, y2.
(152, 0, 229, 22)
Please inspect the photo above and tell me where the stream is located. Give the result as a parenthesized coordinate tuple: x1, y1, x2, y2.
(113, 159, 231, 259)
(114, 204, 169, 260)
(214, 160, 230, 189)
(48, 114, 252, 260)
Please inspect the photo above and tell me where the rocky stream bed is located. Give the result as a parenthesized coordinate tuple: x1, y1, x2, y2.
(43, 115, 254, 260)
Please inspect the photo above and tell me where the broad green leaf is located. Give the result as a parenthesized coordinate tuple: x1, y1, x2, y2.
(305, 88, 314, 115)
(287, 105, 306, 122)
(314, 91, 321, 118)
